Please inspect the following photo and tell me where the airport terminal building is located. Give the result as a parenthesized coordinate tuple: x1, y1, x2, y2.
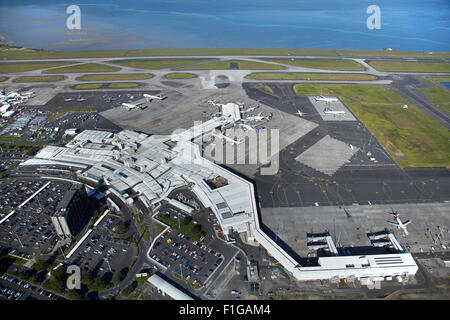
(21, 119, 418, 283)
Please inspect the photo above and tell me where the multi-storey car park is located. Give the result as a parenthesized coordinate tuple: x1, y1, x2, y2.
(19, 105, 418, 285)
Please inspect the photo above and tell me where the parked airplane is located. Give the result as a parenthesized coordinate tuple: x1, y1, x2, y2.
(242, 105, 259, 113)
(144, 94, 167, 101)
(64, 98, 73, 102)
(242, 112, 267, 122)
(387, 210, 411, 236)
(238, 123, 256, 132)
(213, 132, 242, 145)
(315, 95, 338, 104)
(323, 107, 345, 115)
(121, 103, 144, 110)
(295, 109, 307, 117)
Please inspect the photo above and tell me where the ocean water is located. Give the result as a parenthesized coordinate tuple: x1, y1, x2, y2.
(0, 0, 449, 51)
(441, 82, 450, 88)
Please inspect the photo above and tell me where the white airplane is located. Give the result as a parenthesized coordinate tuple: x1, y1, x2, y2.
(64, 98, 73, 102)
(387, 210, 411, 236)
(238, 123, 256, 132)
(323, 107, 345, 115)
(242, 105, 259, 113)
(121, 103, 144, 110)
(144, 94, 167, 101)
(295, 109, 307, 117)
(213, 132, 242, 145)
(242, 112, 266, 122)
(21, 91, 34, 96)
(0, 92, 20, 100)
(315, 95, 338, 104)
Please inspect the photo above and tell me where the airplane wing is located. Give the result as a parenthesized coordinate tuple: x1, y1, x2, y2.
(403, 220, 411, 226)
(387, 221, 399, 226)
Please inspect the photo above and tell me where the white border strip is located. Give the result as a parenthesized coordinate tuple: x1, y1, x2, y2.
(66, 229, 93, 259)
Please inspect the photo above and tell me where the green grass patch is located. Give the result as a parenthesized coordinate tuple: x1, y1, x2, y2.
(417, 87, 450, 113)
(43, 63, 121, 73)
(417, 78, 450, 114)
(48, 108, 96, 121)
(122, 281, 137, 298)
(2, 46, 449, 59)
(172, 272, 184, 281)
(156, 214, 207, 241)
(247, 72, 377, 80)
(0, 136, 26, 142)
(13, 75, 64, 83)
(165, 73, 197, 79)
(0, 76, 7, 82)
(427, 76, 450, 83)
(260, 84, 274, 94)
(139, 224, 150, 242)
(261, 58, 365, 71)
(108, 82, 139, 88)
(293, 83, 450, 167)
(156, 223, 167, 237)
(0, 61, 76, 73)
(74, 83, 104, 89)
(78, 73, 153, 81)
(8, 254, 28, 265)
(116, 220, 131, 235)
(368, 60, 450, 72)
(293, 83, 410, 104)
(109, 59, 213, 69)
(136, 212, 144, 225)
(179, 59, 285, 70)
(347, 102, 450, 167)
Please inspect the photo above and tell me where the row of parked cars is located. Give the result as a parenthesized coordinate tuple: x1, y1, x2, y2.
(1, 286, 23, 300)
(1, 274, 58, 299)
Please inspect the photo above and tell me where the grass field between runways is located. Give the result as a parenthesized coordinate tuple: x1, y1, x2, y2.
(293, 83, 450, 167)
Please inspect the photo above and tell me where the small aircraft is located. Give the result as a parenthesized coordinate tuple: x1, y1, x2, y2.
(144, 94, 167, 102)
(315, 95, 338, 104)
(323, 107, 345, 115)
(387, 210, 411, 236)
(64, 98, 73, 102)
(20, 91, 34, 96)
(77, 95, 87, 102)
(295, 109, 307, 117)
(213, 132, 242, 145)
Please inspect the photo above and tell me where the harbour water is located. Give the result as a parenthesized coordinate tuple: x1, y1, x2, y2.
(0, 0, 449, 51)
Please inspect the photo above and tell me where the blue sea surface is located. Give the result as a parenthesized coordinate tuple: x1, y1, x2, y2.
(441, 82, 450, 88)
(0, 0, 449, 51)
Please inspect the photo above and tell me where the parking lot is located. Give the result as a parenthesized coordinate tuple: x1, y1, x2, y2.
(68, 214, 138, 277)
(0, 179, 71, 255)
(0, 274, 60, 300)
(150, 228, 224, 289)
